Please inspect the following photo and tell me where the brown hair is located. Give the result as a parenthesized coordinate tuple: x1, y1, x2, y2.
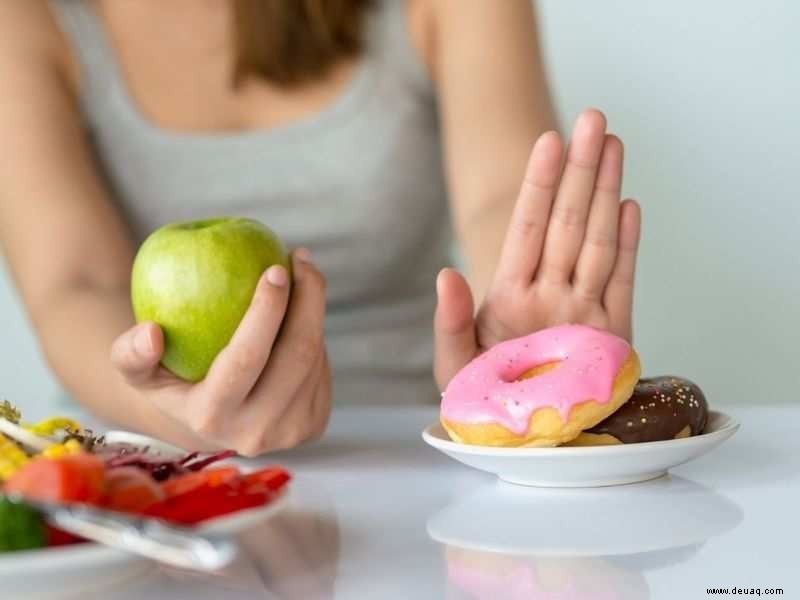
(233, 0, 372, 86)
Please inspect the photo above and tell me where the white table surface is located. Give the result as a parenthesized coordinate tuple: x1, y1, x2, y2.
(82, 404, 795, 600)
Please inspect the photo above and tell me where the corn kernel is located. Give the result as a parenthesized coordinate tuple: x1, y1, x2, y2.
(64, 439, 82, 453)
(41, 444, 68, 459)
(26, 417, 82, 436)
(0, 433, 30, 480)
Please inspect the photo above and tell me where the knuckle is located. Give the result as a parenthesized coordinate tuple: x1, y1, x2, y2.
(230, 344, 260, 375)
(236, 437, 264, 458)
(304, 428, 324, 446)
(584, 232, 618, 250)
(310, 411, 331, 441)
(511, 215, 545, 238)
(290, 336, 320, 367)
(611, 274, 635, 287)
(317, 270, 328, 294)
(251, 282, 283, 311)
(305, 424, 324, 443)
(190, 407, 221, 438)
(594, 181, 622, 195)
(552, 204, 588, 229)
(110, 336, 133, 367)
(521, 176, 555, 194)
(574, 285, 602, 303)
(276, 428, 306, 450)
(249, 289, 267, 311)
(109, 342, 125, 368)
(538, 261, 571, 283)
(306, 266, 327, 294)
(485, 286, 515, 309)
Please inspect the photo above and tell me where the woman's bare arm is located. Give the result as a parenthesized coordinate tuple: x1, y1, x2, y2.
(0, 1, 206, 445)
(425, 2, 641, 386)
(0, 3, 332, 456)
(427, 0, 558, 301)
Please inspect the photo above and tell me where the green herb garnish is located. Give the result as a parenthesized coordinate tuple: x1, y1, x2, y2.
(0, 400, 21, 425)
(0, 498, 46, 552)
(63, 428, 105, 452)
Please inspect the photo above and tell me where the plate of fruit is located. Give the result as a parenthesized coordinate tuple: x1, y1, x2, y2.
(0, 401, 290, 597)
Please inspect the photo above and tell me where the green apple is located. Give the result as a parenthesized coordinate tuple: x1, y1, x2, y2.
(131, 217, 290, 382)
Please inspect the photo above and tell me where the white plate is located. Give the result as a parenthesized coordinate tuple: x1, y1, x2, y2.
(422, 410, 739, 487)
(0, 433, 289, 599)
(103, 430, 189, 457)
(0, 489, 289, 599)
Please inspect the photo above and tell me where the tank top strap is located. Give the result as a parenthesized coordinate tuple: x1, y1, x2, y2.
(47, 0, 124, 114)
(367, 0, 435, 101)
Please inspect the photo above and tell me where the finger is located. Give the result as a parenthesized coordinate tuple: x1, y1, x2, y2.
(573, 134, 624, 299)
(110, 322, 164, 386)
(249, 250, 327, 413)
(307, 353, 332, 441)
(604, 199, 641, 341)
(433, 268, 477, 389)
(200, 264, 290, 407)
(494, 131, 562, 284)
(239, 252, 330, 456)
(247, 518, 316, 585)
(538, 109, 608, 283)
(238, 351, 325, 456)
(273, 351, 327, 450)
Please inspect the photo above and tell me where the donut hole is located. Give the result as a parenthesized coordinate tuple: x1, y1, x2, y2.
(517, 361, 562, 381)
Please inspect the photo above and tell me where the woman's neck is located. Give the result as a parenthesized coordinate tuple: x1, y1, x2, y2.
(93, 0, 235, 69)
(87, 0, 364, 134)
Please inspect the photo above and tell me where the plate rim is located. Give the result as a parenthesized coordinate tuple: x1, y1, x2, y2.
(427, 522, 706, 559)
(422, 409, 739, 457)
(103, 430, 188, 457)
(426, 509, 730, 558)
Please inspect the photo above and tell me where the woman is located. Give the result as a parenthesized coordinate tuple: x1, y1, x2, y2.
(0, 0, 640, 455)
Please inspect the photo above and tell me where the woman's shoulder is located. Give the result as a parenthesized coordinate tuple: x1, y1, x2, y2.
(377, 0, 522, 88)
(0, 0, 79, 95)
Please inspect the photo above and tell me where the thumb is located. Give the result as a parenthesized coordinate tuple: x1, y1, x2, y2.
(110, 322, 164, 385)
(434, 268, 478, 390)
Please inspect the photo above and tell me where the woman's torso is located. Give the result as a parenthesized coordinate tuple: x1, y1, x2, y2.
(48, 0, 451, 405)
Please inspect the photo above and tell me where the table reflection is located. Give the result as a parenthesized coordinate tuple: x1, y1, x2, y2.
(236, 506, 340, 599)
(428, 475, 742, 599)
(446, 551, 648, 600)
(99, 482, 340, 600)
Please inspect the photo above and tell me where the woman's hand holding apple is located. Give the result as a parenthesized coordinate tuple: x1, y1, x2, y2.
(110, 249, 331, 457)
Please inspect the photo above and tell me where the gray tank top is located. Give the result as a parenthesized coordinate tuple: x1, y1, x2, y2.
(49, 0, 450, 406)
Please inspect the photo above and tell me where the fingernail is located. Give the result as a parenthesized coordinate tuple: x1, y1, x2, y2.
(436, 268, 449, 295)
(577, 108, 605, 132)
(266, 265, 289, 287)
(294, 247, 314, 264)
(135, 327, 152, 355)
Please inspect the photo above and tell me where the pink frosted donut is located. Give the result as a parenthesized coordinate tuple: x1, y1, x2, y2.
(440, 324, 641, 447)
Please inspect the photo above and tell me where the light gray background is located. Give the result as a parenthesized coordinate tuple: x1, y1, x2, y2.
(1, 0, 797, 418)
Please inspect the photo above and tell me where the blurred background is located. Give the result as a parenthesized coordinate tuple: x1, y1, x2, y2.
(1, 0, 797, 418)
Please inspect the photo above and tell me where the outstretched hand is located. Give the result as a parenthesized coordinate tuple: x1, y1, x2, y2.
(434, 109, 642, 389)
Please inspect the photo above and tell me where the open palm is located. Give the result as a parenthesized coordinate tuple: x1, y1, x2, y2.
(434, 109, 641, 389)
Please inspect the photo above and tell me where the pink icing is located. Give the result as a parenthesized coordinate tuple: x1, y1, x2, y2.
(447, 559, 540, 600)
(440, 324, 631, 435)
(447, 556, 623, 600)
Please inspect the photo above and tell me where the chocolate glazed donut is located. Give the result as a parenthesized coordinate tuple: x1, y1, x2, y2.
(567, 376, 708, 445)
